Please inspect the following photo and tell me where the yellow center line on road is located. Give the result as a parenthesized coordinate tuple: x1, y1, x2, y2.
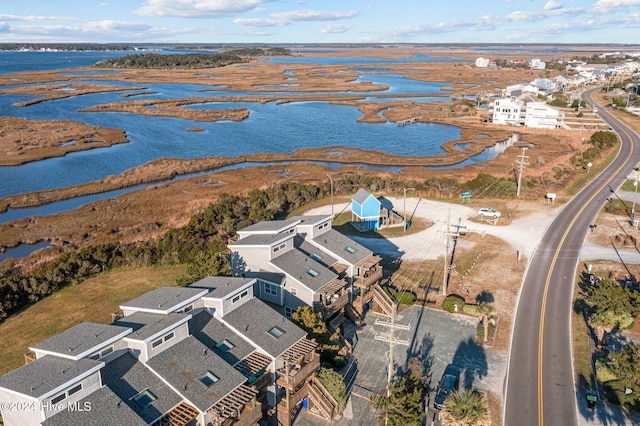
(537, 123, 635, 426)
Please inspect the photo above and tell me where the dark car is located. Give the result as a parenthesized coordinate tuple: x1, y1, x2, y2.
(433, 373, 459, 410)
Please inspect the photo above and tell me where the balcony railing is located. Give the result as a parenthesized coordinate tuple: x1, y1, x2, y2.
(229, 401, 262, 426)
(276, 354, 321, 389)
(353, 268, 383, 288)
(323, 292, 349, 319)
(279, 382, 309, 409)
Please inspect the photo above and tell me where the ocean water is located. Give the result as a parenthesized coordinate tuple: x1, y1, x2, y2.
(0, 51, 463, 198)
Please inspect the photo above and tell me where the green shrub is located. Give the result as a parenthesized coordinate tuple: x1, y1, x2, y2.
(442, 294, 466, 313)
(320, 350, 347, 369)
(476, 322, 496, 339)
(383, 286, 417, 305)
(595, 358, 617, 383)
(316, 367, 347, 413)
(463, 304, 480, 316)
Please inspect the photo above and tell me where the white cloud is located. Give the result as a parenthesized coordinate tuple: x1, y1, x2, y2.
(0, 14, 75, 23)
(234, 8, 358, 27)
(270, 9, 358, 22)
(0, 22, 9, 32)
(381, 1, 584, 39)
(593, 0, 640, 14)
(233, 17, 285, 27)
(320, 23, 353, 34)
(543, 1, 562, 11)
(135, 0, 276, 18)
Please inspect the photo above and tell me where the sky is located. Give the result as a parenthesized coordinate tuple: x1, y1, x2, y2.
(1, 0, 640, 45)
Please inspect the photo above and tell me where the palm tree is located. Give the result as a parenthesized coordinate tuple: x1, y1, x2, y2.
(442, 389, 489, 426)
(477, 303, 495, 344)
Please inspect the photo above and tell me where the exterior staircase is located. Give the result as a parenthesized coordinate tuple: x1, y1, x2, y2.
(344, 303, 365, 326)
(307, 376, 339, 421)
(372, 283, 397, 317)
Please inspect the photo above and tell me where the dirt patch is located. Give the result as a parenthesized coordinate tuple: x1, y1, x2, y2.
(590, 213, 638, 249)
(0, 116, 128, 166)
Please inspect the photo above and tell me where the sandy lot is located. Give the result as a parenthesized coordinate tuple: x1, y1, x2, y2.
(308, 197, 560, 261)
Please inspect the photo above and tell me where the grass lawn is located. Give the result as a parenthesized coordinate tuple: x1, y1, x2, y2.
(0, 265, 185, 376)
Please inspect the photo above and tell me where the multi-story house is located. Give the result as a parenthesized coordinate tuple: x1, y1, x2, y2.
(229, 214, 395, 327)
(493, 97, 564, 129)
(0, 277, 337, 426)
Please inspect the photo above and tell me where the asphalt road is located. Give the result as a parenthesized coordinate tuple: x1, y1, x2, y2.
(504, 89, 640, 426)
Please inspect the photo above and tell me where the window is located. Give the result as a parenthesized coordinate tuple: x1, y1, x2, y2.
(132, 389, 157, 408)
(268, 326, 285, 339)
(345, 246, 356, 254)
(51, 393, 66, 404)
(51, 383, 83, 405)
(199, 371, 219, 387)
(68, 383, 82, 396)
(240, 290, 248, 298)
(284, 307, 294, 318)
(100, 346, 114, 357)
(290, 287, 297, 296)
(307, 268, 319, 277)
(264, 282, 278, 296)
(310, 253, 322, 261)
(232, 294, 241, 303)
(216, 339, 235, 353)
(183, 305, 193, 313)
(273, 242, 286, 253)
(152, 331, 174, 349)
(90, 345, 114, 360)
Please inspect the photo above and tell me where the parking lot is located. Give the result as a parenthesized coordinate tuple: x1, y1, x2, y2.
(294, 305, 508, 425)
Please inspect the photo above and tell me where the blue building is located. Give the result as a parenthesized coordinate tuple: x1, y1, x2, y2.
(351, 188, 381, 231)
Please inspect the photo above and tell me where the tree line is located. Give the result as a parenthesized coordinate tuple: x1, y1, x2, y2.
(96, 48, 291, 69)
(2, 145, 616, 324)
(0, 181, 318, 322)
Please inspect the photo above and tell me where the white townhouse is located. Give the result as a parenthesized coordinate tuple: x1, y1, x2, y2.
(0, 280, 339, 426)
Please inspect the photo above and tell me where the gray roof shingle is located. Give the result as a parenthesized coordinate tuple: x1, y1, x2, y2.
(311, 229, 372, 265)
(188, 276, 255, 300)
(114, 312, 190, 342)
(295, 236, 338, 268)
(237, 218, 301, 234)
(222, 298, 306, 359)
(352, 188, 375, 205)
(102, 352, 183, 424)
(0, 356, 103, 399)
(145, 336, 246, 412)
(30, 322, 131, 360)
(42, 386, 147, 426)
(270, 248, 337, 292)
(288, 215, 331, 227)
(228, 232, 293, 247)
(120, 287, 207, 314)
(190, 311, 255, 366)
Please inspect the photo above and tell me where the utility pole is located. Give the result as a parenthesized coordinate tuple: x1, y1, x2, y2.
(444, 209, 450, 296)
(442, 209, 461, 296)
(403, 187, 415, 232)
(327, 174, 334, 219)
(374, 313, 410, 399)
(516, 147, 529, 198)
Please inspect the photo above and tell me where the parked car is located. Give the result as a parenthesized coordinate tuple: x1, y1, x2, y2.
(478, 207, 501, 218)
(433, 372, 459, 409)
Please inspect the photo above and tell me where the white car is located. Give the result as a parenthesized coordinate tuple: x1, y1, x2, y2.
(478, 207, 501, 218)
